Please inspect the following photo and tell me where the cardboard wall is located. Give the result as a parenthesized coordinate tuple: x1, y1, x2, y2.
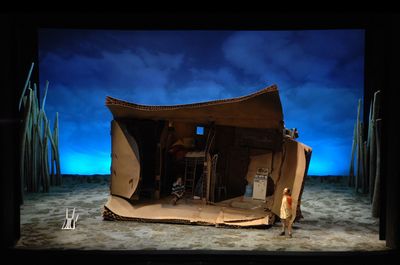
(272, 139, 310, 222)
(110, 120, 141, 199)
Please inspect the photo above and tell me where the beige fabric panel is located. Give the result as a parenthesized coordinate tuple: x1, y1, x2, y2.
(110, 120, 141, 199)
(272, 139, 310, 222)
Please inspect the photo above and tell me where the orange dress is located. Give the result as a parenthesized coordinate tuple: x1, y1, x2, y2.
(280, 195, 292, 219)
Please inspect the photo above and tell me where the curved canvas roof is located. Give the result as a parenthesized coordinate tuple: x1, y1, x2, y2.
(106, 84, 284, 129)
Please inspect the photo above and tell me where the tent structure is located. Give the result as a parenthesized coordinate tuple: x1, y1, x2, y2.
(103, 84, 312, 227)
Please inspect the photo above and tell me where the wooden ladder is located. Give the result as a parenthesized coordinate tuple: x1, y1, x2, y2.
(201, 127, 216, 200)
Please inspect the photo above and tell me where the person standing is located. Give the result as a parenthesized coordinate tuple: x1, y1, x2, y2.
(279, 187, 293, 237)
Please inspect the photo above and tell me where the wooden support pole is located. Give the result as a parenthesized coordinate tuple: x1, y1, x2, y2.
(365, 101, 373, 192)
(54, 112, 62, 185)
(44, 118, 51, 192)
(349, 122, 357, 187)
(47, 120, 56, 185)
(371, 91, 381, 201)
(357, 120, 363, 193)
(363, 141, 368, 194)
(372, 119, 382, 217)
(20, 89, 32, 196)
(369, 120, 376, 201)
(369, 94, 376, 200)
(355, 99, 362, 193)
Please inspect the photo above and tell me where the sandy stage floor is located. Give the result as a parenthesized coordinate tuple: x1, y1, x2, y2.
(15, 176, 388, 251)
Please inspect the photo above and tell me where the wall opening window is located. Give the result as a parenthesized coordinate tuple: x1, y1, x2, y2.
(196, 126, 204, 135)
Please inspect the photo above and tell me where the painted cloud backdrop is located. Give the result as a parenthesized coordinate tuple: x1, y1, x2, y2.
(39, 29, 364, 175)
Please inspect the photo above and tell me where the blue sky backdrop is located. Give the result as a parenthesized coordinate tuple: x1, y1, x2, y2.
(38, 29, 364, 175)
